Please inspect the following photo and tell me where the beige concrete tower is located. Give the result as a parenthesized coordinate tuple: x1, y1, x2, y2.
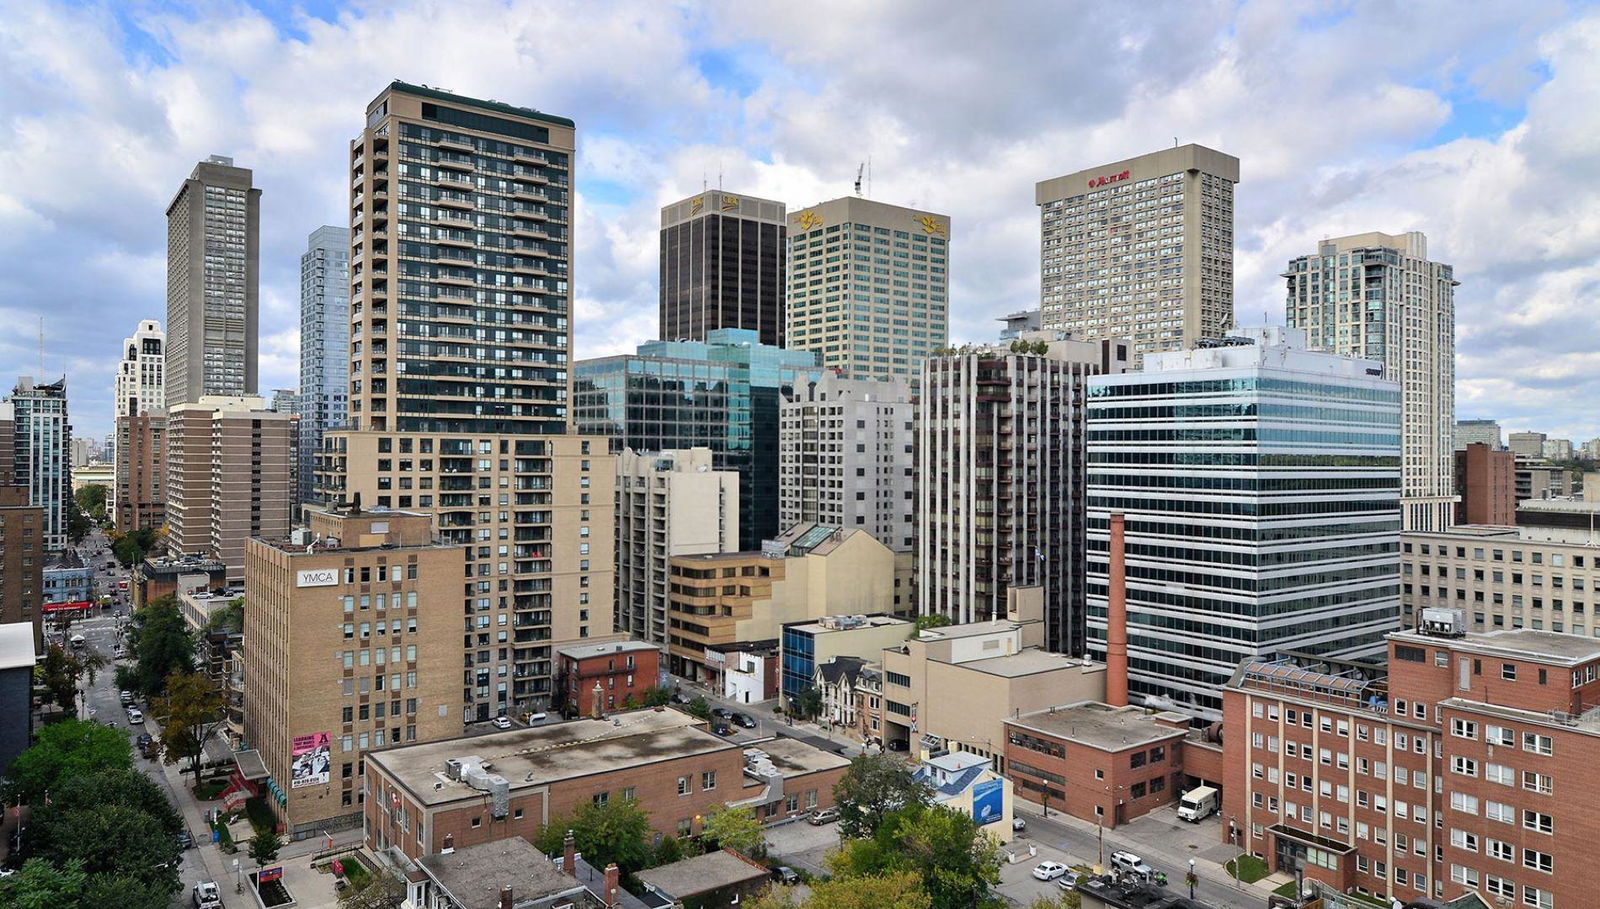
(165, 395, 292, 580)
(1036, 144, 1239, 364)
(1285, 230, 1458, 532)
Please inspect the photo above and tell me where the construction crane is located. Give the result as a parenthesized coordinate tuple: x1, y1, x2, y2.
(854, 162, 864, 196)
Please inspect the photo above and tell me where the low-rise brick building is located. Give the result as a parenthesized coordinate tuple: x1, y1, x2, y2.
(556, 640, 663, 717)
(363, 708, 849, 863)
(1005, 702, 1191, 828)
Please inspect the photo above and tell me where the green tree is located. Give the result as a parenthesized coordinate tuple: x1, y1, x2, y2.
(205, 597, 244, 635)
(6, 718, 132, 802)
(248, 828, 282, 867)
(651, 833, 686, 867)
(533, 797, 653, 874)
(832, 753, 933, 839)
(643, 686, 672, 707)
(792, 686, 823, 720)
(685, 695, 712, 720)
(74, 485, 108, 522)
(0, 857, 90, 909)
(35, 644, 79, 714)
(809, 871, 932, 909)
(911, 614, 951, 634)
(1026, 893, 1082, 909)
(830, 805, 1003, 909)
(127, 596, 194, 698)
(700, 805, 764, 857)
(66, 497, 91, 544)
(44, 767, 181, 836)
(338, 873, 407, 909)
(155, 670, 226, 779)
(111, 528, 158, 569)
(32, 801, 181, 892)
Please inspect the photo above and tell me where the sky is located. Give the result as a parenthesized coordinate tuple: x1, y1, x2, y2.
(3, 0, 1599, 446)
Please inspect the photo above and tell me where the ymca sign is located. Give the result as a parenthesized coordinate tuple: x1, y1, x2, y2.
(296, 568, 339, 588)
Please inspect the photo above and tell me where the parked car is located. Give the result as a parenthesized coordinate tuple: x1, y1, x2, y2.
(1032, 861, 1069, 881)
(1012, 817, 1027, 831)
(126, 707, 144, 724)
(1110, 850, 1154, 878)
(711, 707, 733, 720)
(884, 739, 908, 752)
(774, 866, 799, 885)
(192, 879, 221, 908)
(119, 690, 134, 706)
(671, 692, 691, 706)
(1056, 872, 1085, 891)
(732, 712, 756, 729)
(175, 830, 194, 850)
(490, 715, 512, 729)
(807, 807, 839, 826)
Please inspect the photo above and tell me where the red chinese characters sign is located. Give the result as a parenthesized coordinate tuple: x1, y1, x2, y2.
(1087, 169, 1130, 189)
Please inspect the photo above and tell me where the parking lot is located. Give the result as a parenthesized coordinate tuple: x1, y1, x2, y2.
(994, 834, 1088, 906)
(763, 816, 841, 881)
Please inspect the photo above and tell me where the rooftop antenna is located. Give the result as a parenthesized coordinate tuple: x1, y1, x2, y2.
(867, 155, 873, 198)
(717, 164, 723, 192)
(1173, 136, 1179, 147)
(702, 171, 707, 192)
(854, 162, 864, 196)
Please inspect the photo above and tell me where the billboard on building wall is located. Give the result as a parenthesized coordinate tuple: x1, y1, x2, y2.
(972, 777, 1004, 826)
(290, 732, 331, 789)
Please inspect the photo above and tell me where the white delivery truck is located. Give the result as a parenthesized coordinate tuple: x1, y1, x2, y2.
(1177, 785, 1218, 822)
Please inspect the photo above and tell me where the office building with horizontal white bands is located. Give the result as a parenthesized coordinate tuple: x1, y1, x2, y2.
(1084, 327, 1402, 719)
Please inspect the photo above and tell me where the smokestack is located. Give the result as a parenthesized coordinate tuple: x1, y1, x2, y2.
(1106, 513, 1129, 708)
(592, 681, 605, 719)
(563, 829, 576, 874)
(499, 885, 513, 909)
(604, 862, 620, 907)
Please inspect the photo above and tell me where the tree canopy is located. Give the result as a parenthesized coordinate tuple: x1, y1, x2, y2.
(155, 669, 226, 777)
(832, 753, 932, 840)
(73, 485, 108, 522)
(829, 805, 1004, 909)
(700, 805, 765, 857)
(6, 718, 132, 802)
(31, 801, 181, 893)
(533, 797, 654, 875)
(126, 596, 194, 698)
(248, 828, 283, 866)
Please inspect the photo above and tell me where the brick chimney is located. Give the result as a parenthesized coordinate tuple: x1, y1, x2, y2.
(499, 885, 513, 909)
(1106, 513, 1129, 708)
(562, 829, 576, 874)
(603, 862, 620, 907)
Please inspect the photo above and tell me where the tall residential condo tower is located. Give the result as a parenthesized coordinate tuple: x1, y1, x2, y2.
(4, 378, 71, 552)
(1037, 144, 1239, 364)
(321, 82, 612, 723)
(1084, 327, 1401, 719)
(113, 319, 168, 531)
(659, 191, 787, 347)
(114, 319, 165, 419)
(918, 327, 1127, 655)
(1285, 231, 1457, 532)
(165, 155, 260, 407)
(298, 226, 350, 507)
(784, 197, 950, 382)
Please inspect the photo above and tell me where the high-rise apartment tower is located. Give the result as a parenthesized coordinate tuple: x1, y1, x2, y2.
(659, 192, 786, 347)
(1285, 231, 1457, 532)
(1037, 144, 1239, 364)
(4, 378, 70, 552)
(298, 226, 350, 507)
(784, 197, 950, 382)
(114, 320, 165, 419)
(165, 156, 260, 407)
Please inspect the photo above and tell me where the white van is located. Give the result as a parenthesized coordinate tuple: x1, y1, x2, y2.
(1177, 785, 1219, 822)
(127, 707, 144, 725)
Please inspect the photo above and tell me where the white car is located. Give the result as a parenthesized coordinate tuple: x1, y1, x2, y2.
(490, 715, 512, 729)
(1012, 817, 1027, 831)
(1031, 861, 1069, 881)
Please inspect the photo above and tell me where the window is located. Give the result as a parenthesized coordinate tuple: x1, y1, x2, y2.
(470, 817, 482, 828)
(1450, 792, 1478, 814)
(1523, 809, 1553, 833)
(1523, 886, 1554, 909)
(1522, 771, 1553, 794)
(1523, 848, 1553, 873)
(1485, 800, 1515, 823)
(1485, 763, 1515, 786)
(1486, 724, 1515, 746)
(677, 776, 690, 796)
(1451, 756, 1477, 777)
(701, 770, 716, 791)
(1522, 732, 1553, 755)
(1450, 864, 1478, 887)
(1502, 663, 1518, 681)
(1451, 719, 1477, 739)
(1450, 829, 1478, 852)
(1487, 839, 1513, 862)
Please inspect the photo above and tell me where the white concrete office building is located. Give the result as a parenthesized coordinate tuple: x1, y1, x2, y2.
(1285, 231, 1458, 533)
(1037, 144, 1240, 364)
(779, 374, 914, 553)
(1085, 327, 1402, 719)
(615, 448, 739, 644)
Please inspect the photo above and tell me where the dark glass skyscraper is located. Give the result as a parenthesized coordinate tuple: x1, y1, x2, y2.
(574, 329, 822, 550)
(659, 192, 786, 347)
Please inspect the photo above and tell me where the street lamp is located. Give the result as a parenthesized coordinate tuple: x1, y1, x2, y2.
(234, 858, 242, 893)
(1187, 858, 1196, 899)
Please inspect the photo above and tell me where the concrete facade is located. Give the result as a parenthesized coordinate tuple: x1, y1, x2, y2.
(919, 331, 1126, 655)
(1401, 522, 1600, 635)
(615, 447, 739, 644)
(114, 319, 165, 420)
(1455, 420, 1502, 451)
(779, 613, 912, 706)
(1508, 432, 1545, 460)
(779, 375, 915, 552)
(165, 395, 293, 580)
(243, 507, 463, 836)
(165, 156, 260, 407)
(784, 196, 950, 383)
(659, 191, 787, 348)
(1286, 231, 1459, 532)
(1038, 144, 1240, 363)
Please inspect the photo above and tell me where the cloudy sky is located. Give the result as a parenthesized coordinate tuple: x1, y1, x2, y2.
(3, 0, 1598, 445)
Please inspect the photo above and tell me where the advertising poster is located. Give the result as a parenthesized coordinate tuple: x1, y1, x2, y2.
(972, 777, 1004, 826)
(290, 731, 331, 788)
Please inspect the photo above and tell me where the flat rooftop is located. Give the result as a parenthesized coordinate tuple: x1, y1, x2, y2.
(558, 640, 660, 661)
(960, 648, 1104, 678)
(788, 615, 910, 634)
(1007, 702, 1186, 752)
(419, 837, 583, 909)
(745, 738, 850, 777)
(368, 709, 733, 806)
(1393, 628, 1600, 665)
(0, 622, 37, 670)
(636, 849, 769, 900)
(912, 619, 1032, 642)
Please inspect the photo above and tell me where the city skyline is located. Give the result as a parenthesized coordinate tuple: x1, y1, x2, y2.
(3, 1, 1599, 448)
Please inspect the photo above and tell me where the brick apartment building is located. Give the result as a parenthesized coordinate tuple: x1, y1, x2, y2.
(363, 708, 847, 863)
(555, 640, 662, 717)
(1222, 612, 1599, 908)
(1455, 442, 1516, 526)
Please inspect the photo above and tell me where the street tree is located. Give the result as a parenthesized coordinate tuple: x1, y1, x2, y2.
(339, 873, 406, 909)
(830, 804, 1003, 909)
(700, 804, 764, 856)
(74, 485, 108, 522)
(808, 871, 932, 909)
(6, 718, 132, 802)
(832, 752, 932, 839)
(32, 801, 182, 893)
(792, 686, 823, 720)
(248, 828, 283, 867)
(155, 669, 226, 779)
(685, 695, 712, 720)
(127, 596, 194, 697)
(0, 857, 90, 909)
(45, 766, 182, 836)
(36, 645, 80, 715)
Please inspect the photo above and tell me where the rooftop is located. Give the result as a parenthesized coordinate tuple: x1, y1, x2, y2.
(419, 838, 587, 909)
(635, 849, 769, 900)
(386, 81, 575, 129)
(368, 709, 733, 806)
(558, 640, 660, 661)
(44, 549, 84, 571)
(744, 738, 851, 778)
(1395, 627, 1600, 665)
(1007, 702, 1186, 752)
(910, 619, 1030, 643)
(960, 648, 1104, 679)
(788, 614, 911, 635)
(0, 623, 37, 671)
